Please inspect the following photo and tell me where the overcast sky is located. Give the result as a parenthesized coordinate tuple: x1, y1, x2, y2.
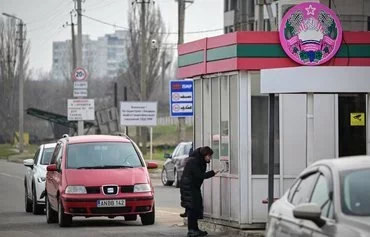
(1, 0, 223, 73)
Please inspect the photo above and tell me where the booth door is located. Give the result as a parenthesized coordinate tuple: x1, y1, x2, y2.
(338, 94, 366, 157)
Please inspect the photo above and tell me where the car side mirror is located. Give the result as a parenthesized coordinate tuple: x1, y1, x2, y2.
(47, 164, 57, 172)
(293, 203, 326, 227)
(23, 159, 34, 168)
(164, 153, 172, 159)
(146, 161, 158, 169)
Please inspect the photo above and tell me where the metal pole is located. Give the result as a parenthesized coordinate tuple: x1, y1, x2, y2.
(114, 82, 118, 108)
(367, 93, 370, 155)
(161, 51, 165, 93)
(257, 0, 264, 31)
(140, 0, 148, 154)
(178, 0, 186, 143)
(71, 13, 77, 70)
(76, 0, 84, 135)
(150, 127, 153, 160)
(124, 86, 129, 136)
(268, 93, 275, 211)
(18, 20, 24, 153)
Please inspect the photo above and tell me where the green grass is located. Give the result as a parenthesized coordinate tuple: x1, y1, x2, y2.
(0, 144, 39, 159)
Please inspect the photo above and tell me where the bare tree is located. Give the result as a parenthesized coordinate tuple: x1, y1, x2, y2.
(0, 17, 30, 143)
(119, 4, 170, 153)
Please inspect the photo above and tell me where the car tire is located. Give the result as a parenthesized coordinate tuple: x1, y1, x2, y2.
(140, 205, 155, 225)
(46, 195, 58, 223)
(174, 171, 180, 188)
(161, 168, 174, 186)
(32, 186, 44, 215)
(25, 185, 32, 213)
(58, 198, 72, 227)
(124, 214, 137, 221)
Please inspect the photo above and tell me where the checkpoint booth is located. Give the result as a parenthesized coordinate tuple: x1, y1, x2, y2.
(176, 2, 370, 229)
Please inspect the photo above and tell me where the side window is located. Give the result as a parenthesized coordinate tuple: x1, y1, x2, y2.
(56, 144, 63, 170)
(178, 144, 185, 156)
(288, 179, 301, 202)
(33, 148, 41, 164)
(50, 143, 61, 164)
(184, 144, 191, 157)
(291, 173, 318, 206)
(310, 174, 332, 219)
(172, 145, 181, 157)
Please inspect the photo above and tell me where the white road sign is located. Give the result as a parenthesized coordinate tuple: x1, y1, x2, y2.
(72, 67, 88, 81)
(68, 99, 95, 121)
(73, 81, 88, 97)
(120, 102, 157, 126)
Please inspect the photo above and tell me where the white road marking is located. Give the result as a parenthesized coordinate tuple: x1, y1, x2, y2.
(157, 210, 181, 215)
(0, 172, 23, 180)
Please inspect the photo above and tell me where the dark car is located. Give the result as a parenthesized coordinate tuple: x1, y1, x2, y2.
(161, 142, 192, 188)
(266, 156, 370, 237)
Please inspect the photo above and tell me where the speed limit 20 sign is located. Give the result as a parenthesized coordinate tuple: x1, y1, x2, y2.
(72, 67, 88, 81)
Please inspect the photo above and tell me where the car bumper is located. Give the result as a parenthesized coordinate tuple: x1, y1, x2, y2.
(61, 193, 154, 217)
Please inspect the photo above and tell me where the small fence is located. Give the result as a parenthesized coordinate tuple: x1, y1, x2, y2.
(157, 116, 193, 126)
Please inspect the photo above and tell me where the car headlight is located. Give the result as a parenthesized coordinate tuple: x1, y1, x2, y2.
(134, 184, 151, 192)
(65, 186, 87, 194)
(37, 177, 46, 183)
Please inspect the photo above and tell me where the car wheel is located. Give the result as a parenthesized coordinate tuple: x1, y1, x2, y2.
(58, 198, 72, 227)
(140, 205, 155, 225)
(174, 171, 180, 188)
(32, 186, 44, 215)
(161, 168, 174, 186)
(24, 185, 32, 213)
(124, 214, 137, 221)
(46, 195, 58, 223)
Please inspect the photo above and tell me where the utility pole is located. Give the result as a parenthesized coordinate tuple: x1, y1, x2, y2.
(70, 12, 77, 70)
(178, 0, 186, 143)
(2, 13, 26, 153)
(18, 20, 25, 153)
(75, 0, 84, 135)
(134, 0, 150, 154)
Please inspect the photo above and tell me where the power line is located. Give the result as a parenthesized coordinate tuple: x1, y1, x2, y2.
(81, 13, 223, 34)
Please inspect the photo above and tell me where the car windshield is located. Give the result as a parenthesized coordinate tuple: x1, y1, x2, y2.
(341, 168, 370, 216)
(40, 147, 55, 165)
(66, 142, 143, 169)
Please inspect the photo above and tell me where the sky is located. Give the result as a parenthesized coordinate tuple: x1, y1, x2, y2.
(1, 0, 224, 73)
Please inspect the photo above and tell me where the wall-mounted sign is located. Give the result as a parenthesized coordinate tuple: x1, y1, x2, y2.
(170, 80, 194, 117)
(350, 113, 365, 126)
(279, 2, 342, 66)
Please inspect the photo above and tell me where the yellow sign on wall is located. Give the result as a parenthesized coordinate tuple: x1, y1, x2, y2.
(350, 113, 365, 126)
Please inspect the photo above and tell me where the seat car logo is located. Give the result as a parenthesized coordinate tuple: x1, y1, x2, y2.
(107, 188, 114, 193)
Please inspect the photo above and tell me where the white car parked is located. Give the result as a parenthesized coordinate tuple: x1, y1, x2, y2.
(24, 142, 56, 214)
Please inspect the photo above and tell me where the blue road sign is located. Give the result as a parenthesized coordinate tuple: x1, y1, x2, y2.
(170, 80, 194, 117)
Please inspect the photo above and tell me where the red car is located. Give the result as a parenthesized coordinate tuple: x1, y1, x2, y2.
(45, 134, 157, 227)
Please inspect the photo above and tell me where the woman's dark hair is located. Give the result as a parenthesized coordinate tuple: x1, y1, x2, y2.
(199, 146, 213, 157)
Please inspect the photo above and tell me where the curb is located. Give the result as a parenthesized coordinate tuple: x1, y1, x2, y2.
(183, 218, 265, 237)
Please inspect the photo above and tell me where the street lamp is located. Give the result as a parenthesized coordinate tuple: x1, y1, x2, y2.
(2, 12, 25, 153)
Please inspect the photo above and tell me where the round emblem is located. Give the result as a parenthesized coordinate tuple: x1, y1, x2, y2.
(279, 2, 343, 66)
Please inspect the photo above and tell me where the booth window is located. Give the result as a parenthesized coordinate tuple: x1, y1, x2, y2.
(203, 78, 212, 148)
(211, 77, 221, 170)
(220, 76, 229, 162)
(229, 75, 239, 174)
(251, 73, 280, 175)
(194, 79, 202, 148)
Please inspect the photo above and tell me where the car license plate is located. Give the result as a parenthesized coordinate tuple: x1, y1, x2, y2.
(97, 199, 126, 207)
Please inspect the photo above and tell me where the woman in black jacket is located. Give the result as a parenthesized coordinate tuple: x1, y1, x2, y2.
(180, 146, 219, 237)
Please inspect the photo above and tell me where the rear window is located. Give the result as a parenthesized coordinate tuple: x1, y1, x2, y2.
(66, 142, 143, 169)
(40, 147, 55, 165)
(341, 168, 370, 216)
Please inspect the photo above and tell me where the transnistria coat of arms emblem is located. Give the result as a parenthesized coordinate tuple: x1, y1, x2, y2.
(279, 2, 343, 65)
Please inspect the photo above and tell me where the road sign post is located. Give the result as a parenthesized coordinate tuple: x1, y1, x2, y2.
(70, 67, 91, 135)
